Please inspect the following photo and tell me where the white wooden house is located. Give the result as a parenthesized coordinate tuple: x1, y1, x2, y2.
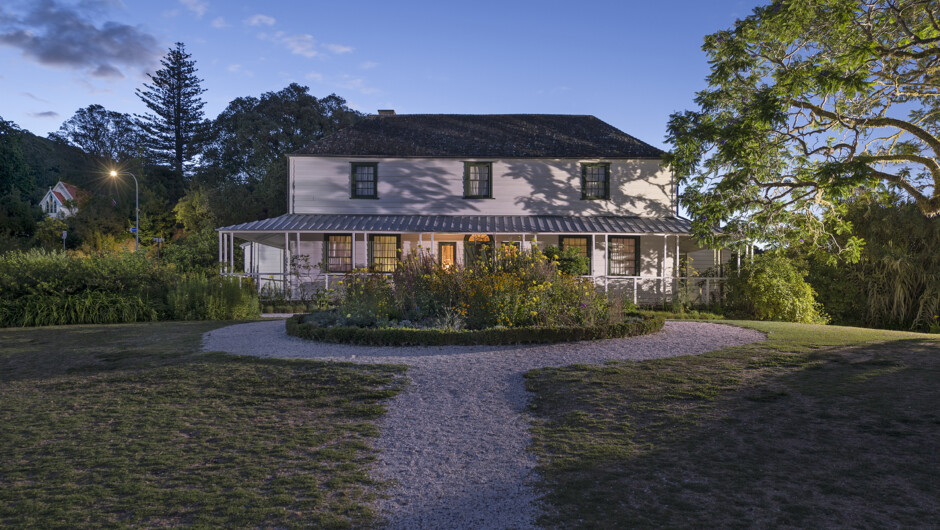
(218, 113, 742, 304)
(39, 181, 86, 219)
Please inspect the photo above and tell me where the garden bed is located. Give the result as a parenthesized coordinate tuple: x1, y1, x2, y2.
(285, 312, 664, 346)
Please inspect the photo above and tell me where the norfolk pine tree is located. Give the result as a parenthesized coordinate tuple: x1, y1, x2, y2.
(665, 0, 940, 261)
(136, 42, 207, 179)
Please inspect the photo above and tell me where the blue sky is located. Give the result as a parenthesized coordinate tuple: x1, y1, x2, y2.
(0, 0, 764, 149)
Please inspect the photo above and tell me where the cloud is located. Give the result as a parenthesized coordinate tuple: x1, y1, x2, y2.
(245, 14, 275, 26)
(179, 0, 208, 18)
(73, 77, 113, 94)
(325, 43, 353, 54)
(29, 110, 60, 118)
(305, 71, 323, 82)
(359, 61, 378, 69)
(21, 92, 51, 103)
(210, 16, 229, 28)
(337, 75, 377, 95)
(282, 33, 318, 57)
(0, 0, 161, 79)
(91, 63, 123, 78)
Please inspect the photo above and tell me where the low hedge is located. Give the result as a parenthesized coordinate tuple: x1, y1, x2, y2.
(285, 313, 664, 346)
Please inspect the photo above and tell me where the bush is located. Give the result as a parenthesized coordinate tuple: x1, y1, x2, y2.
(340, 247, 609, 331)
(543, 245, 590, 276)
(286, 313, 665, 346)
(166, 275, 260, 321)
(725, 254, 828, 324)
(0, 291, 158, 327)
(0, 249, 259, 326)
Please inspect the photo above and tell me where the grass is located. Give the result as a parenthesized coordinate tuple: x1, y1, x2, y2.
(0, 321, 406, 528)
(525, 321, 940, 528)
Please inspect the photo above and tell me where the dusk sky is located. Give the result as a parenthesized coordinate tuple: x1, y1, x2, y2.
(1, 0, 764, 150)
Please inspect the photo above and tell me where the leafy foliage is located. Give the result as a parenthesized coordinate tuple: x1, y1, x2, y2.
(287, 313, 664, 346)
(50, 104, 140, 163)
(136, 42, 207, 179)
(0, 250, 258, 326)
(543, 245, 591, 276)
(802, 192, 940, 330)
(196, 84, 362, 224)
(725, 253, 828, 323)
(665, 0, 940, 256)
(328, 246, 617, 331)
(166, 275, 260, 321)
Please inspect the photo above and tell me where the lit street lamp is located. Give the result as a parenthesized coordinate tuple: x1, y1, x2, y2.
(109, 170, 139, 251)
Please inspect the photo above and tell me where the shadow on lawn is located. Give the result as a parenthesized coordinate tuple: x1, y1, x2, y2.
(529, 339, 940, 528)
(0, 321, 407, 528)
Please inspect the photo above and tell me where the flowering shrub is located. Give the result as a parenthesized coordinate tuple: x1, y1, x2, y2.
(336, 246, 612, 330)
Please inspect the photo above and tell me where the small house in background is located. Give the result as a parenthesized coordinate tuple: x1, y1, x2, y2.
(39, 181, 87, 219)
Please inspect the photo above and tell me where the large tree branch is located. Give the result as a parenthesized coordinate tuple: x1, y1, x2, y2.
(792, 99, 940, 156)
(868, 167, 940, 215)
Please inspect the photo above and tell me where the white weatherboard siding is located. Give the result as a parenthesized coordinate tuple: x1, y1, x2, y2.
(289, 157, 675, 217)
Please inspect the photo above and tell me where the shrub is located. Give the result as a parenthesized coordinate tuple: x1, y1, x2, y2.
(543, 245, 590, 276)
(167, 275, 260, 321)
(0, 291, 158, 327)
(725, 254, 828, 324)
(0, 249, 259, 326)
(339, 247, 609, 331)
(286, 313, 665, 346)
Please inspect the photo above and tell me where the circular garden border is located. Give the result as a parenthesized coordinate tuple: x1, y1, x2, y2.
(285, 313, 665, 346)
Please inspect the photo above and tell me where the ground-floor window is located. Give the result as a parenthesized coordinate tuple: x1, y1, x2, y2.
(608, 236, 639, 276)
(369, 234, 401, 272)
(325, 234, 352, 272)
(560, 236, 591, 275)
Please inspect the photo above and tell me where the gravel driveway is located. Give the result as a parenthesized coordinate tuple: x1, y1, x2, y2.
(203, 320, 765, 529)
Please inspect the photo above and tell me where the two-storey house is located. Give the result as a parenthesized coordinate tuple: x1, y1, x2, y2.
(217, 113, 735, 304)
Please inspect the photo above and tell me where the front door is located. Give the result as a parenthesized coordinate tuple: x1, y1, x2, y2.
(439, 242, 456, 269)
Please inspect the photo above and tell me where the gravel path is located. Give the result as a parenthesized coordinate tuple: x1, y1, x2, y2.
(203, 320, 765, 529)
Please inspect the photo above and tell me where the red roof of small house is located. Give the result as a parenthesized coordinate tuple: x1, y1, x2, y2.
(60, 182, 89, 202)
(51, 191, 67, 204)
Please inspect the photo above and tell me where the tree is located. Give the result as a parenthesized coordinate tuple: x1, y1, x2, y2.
(198, 84, 361, 223)
(0, 118, 33, 195)
(665, 0, 940, 259)
(136, 42, 207, 179)
(51, 104, 139, 163)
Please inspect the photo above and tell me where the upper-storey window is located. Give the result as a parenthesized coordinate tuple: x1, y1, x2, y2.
(464, 162, 493, 199)
(351, 162, 378, 199)
(581, 163, 610, 200)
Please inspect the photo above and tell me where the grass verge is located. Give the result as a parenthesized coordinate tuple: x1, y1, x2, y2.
(0, 321, 405, 528)
(525, 321, 940, 528)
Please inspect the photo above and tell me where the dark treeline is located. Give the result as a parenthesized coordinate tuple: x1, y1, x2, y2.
(0, 42, 362, 264)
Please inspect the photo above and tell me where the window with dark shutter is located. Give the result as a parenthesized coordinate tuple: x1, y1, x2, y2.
(351, 163, 378, 199)
(581, 163, 610, 200)
(463, 162, 493, 198)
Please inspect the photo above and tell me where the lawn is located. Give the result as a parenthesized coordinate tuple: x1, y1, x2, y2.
(0, 321, 406, 528)
(525, 322, 940, 528)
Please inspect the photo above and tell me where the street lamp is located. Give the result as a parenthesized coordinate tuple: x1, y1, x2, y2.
(109, 170, 139, 251)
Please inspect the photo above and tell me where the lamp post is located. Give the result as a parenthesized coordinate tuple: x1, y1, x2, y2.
(109, 170, 139, 251)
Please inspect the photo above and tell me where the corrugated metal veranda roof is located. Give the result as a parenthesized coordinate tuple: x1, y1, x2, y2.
(218, 214, 692, 234)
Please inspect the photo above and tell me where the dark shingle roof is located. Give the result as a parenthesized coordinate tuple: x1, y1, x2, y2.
(294, 114, 663, 158)
(219, 214, 690, 234)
